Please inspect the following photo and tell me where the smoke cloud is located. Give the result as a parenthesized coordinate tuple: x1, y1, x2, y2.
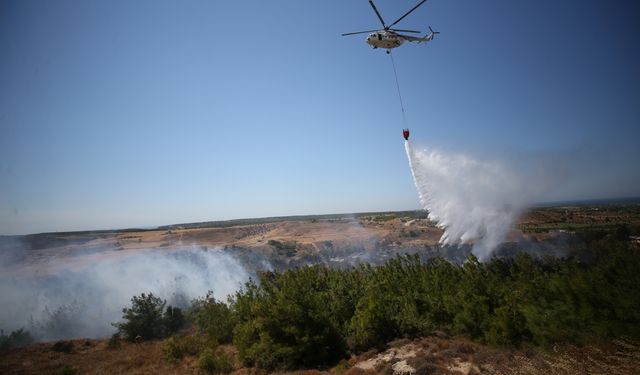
(405, 141, 542, 260)
(0, 247, 251, 341)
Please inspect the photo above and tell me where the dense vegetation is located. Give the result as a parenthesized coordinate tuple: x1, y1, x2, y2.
(112, 293, 184, 341)
(227, 230, 639, 370)
(105, 229, 639, 371)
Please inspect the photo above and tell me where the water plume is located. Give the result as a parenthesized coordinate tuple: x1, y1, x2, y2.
(405, 141, 532, 260)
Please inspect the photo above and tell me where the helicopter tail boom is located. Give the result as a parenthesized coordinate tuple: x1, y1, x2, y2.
(401, 26, 439, 43)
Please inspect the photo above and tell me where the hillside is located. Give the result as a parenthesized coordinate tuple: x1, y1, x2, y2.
(2, 335, 639, 374)
(1, 204, 640, 374)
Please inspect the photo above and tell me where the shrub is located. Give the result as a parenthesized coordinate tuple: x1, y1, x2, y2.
(163, 336, 185, 363)
(162, 334, 204, 363)
(51, 340, 74, 353)
(107, 333, 121, 350)
(163, 305, 185, 335)
(190, 292, 234, 344)
(113, 293, 185, 341)
(268, 239, 297, 256)
(30, 302, 84, 341)
(198, 349, 217, 373)
(113, 293, 165, 341)
(232, 267, 349, 370)
(57, 365, 78, 375)
(198, 348, 234, 374)
(163, 336, 182, 363)
(215, 350, 234, 373)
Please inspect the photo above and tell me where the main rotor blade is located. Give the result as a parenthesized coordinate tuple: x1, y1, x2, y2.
(368, 0, 387, 28)
(389, 28, 421, 33)
(388, 0, 428, 29)
(341, 29, 379, 36)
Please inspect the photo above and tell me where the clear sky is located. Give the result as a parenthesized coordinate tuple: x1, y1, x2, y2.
(1, 0, 639, 235)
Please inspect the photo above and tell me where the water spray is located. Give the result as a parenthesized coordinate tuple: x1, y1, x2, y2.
(404, 137, 531, 260)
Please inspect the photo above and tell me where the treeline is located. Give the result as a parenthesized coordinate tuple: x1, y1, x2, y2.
(158, 210, 429, 230)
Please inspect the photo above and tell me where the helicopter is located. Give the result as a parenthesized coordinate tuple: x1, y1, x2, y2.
(342, 0, 439, 53)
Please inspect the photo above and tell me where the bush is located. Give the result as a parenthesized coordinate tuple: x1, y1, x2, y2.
(29, 302, 84, 341)
(113, 293, 185, 341)
(346, 257, 437, 351)
(113, 293, 165, 341)
(0, 328, 33, 352)
(162, 334, 204, 363)
(163, 336, 186, 363)
(190, 292, 234, 344)
(163, 305, 185, 335)
(232, 267, 349, 370)
(268, 239, 297, 256)
(57, 365, 78, 375)
(107, 333, 121, 350)
(198, 348, 216, 372)
(198, 348, 234, 374)
(51, 340, 74, 353)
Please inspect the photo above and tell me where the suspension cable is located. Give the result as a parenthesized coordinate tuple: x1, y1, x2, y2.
(389, 51, 407, 126)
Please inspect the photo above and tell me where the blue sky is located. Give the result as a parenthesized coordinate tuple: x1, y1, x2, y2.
(1, 0, 639, 234)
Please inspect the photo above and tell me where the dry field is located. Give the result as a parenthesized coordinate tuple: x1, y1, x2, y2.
(4, 204, 639, 275)
(2, 335, 639, 375)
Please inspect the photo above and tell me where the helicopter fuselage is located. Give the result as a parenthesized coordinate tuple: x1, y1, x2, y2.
(366, 31, 405, 50)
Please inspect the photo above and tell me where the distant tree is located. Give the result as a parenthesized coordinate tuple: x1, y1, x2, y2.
(0, 328, 33, 352)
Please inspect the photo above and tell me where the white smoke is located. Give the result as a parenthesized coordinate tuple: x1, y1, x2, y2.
(0, 247, 251, 341)
(405, 141, 538, 260)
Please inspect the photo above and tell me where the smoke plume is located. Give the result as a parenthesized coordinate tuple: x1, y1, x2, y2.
(405, 141, 537, 260)
(0, 247, 251, 341)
